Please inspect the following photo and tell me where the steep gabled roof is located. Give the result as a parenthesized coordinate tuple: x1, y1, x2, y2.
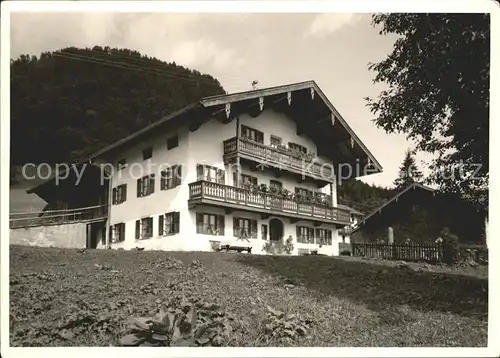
(87, 80, 382, 171)
(351, 182, 435, 233)
(27, 80, 383, 195)
(338, 204, 364, 216)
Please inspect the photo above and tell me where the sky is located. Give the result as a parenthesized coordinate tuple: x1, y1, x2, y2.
(10, 12, 436, 189)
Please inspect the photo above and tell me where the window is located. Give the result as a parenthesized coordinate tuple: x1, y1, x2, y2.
(117, 159, 127, 170)
(109, 223, 126, 243)
(241, 125, 264, 143)
(136, 217, 153, 240)
(289, 142, 307, 154)
(161, 165, 182, 190)
(296, 226, 315, 244)
(196, 213, 225, 236)
(167, 135, 179, 150)
(233, 217, 257, 238)
(137, 174, 155, 197)
(197, 164, 225, 184)
(112, 184, 127, 205)
(270, 135, 282, 147)
(270, 180, 283, 189)
(261, 224, 268, 240)
(295, 187, 313, 197)
(159, 212, 180, 236)
(315, 228, 332, 245)
(142, 147, 153, 160)
(242, 174, 258, 186)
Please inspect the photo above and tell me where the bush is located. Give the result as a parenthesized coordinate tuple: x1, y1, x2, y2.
(340, 250, 351, 256)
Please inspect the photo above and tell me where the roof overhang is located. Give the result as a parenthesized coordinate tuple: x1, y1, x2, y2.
(351, 183, 436, 234)
(200, 81, 383, 179)
(28, 80, 383, 195)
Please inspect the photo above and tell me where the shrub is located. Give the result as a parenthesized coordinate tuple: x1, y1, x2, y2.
(119, 300, 232, 347)
(283, 236, 294, 255)
(261, 305, 313, 345)
(340, 250, 351, 256)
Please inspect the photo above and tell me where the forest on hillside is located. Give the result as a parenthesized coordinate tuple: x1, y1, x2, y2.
(10, 46, 226, 166)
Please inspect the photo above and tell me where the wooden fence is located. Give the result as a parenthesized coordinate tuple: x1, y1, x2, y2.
(351, 242, 443, 262)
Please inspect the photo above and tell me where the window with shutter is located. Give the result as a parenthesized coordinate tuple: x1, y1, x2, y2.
(233, 218, 239, 237)
(173, 212, 180, 233)
(233, 217, 257, 238)
(196, 213, 224, 235)
(140, 217, 153, 239)
(138, 175, 155, 197)
(251, 220, 257, 238)
(159, 214, 164, 236)
(175, 165, 182, 186)
(297, 226, 315, 244)
(217, 215, 225, 236)
(135, 220, 140, 239)
(262, 224, 268, 240)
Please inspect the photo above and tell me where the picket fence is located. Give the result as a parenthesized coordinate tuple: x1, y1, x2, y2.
(351, 242, 443, 262)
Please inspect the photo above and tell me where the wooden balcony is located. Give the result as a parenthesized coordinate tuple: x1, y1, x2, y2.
(188, 181, 351, 226)
(223, 137, 334, 182)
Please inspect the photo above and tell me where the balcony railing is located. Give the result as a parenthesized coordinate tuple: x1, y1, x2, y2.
(223, 137, 333, 181)
(9, 205, 108, 229)
(188, 180, 351, 225)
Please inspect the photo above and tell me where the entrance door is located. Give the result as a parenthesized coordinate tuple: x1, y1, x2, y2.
(87, 221, 105, 249)
(269, 218, 283, 241)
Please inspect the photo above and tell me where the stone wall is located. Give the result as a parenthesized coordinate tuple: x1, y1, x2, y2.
(10, 222, 87, 248)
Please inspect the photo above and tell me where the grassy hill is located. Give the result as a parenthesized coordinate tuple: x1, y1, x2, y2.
(10, 246, 487, 347)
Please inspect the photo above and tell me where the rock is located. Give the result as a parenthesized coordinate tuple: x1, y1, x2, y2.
(396, 261, 409, 269)
(59, 329, 74, 340)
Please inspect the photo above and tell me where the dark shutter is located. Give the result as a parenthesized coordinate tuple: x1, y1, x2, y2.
(120, 223, 125, 242)
(173, 212, 180, 233)
(196, 213, 203, 233)
(159, 214, 164, 236)
(197, 164, 204, 181)
(149, 175, 155, 194)
(137, 179, 142, 197)
(251, 220, 257, 238)
(112, 188, 117, 204)
(160, 171, 166, 190)
(233, 218, 239, 237)
(135, 220, 140, 239)
(217, 215, 225, 236)
(109, 226, 112, 243)
(175, 165, 182, 186)
(122, 185, 127, 202)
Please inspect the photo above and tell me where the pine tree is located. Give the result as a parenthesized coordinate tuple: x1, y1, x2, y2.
(393, 150, 423, 190)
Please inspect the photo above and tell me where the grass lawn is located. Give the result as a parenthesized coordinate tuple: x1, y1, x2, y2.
(9, 245, 488, 347)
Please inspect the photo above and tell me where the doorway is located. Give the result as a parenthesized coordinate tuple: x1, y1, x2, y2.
(87, 221, 106, 249)
(269, 218, 284, 241)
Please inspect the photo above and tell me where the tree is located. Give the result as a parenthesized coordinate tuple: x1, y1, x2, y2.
(393, 149, 423, 190)
(366, 14, 489, 211)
